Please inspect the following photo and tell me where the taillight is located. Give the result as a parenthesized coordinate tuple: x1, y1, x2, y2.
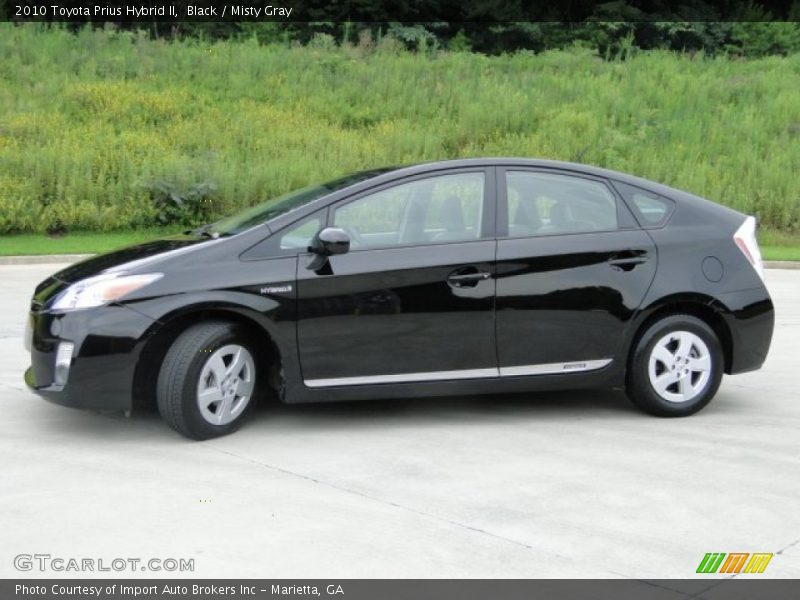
(733, 216, 765, 283)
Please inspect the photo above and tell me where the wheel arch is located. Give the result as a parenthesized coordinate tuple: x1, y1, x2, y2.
(626, 293, 734, 376)
(132, 305, 285, 412)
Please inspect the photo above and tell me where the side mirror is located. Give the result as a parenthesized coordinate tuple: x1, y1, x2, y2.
(310, 227, 350, 257)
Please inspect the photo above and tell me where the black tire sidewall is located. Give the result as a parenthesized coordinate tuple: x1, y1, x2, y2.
(628, 315, 723, 417)
(158, 323, 257, 439)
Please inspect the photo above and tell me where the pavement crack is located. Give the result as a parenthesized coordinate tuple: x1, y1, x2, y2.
(206, 444, 585, 566)
(777, 538, 800, 554)
(0, 381, 25, 393)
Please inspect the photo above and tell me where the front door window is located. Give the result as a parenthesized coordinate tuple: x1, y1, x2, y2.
(333, 172, 485, 249)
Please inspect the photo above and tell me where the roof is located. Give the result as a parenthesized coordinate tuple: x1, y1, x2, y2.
(265, 157, 742, 232)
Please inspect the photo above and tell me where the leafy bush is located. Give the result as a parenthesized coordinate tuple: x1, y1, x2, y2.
(147, 181, 217, 226)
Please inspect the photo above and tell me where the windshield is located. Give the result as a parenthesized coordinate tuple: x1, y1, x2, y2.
(209, 168, 396, 236)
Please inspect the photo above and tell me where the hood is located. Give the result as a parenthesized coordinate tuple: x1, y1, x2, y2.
(32, 234, 222, 311)
(51, 234, 219, 284)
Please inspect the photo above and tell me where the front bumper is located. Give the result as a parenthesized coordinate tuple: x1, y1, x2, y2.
(25, 303, 156, 411)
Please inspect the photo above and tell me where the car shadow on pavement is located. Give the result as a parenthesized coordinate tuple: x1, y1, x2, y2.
(247, 388, 635, 427)
(29, 388, 634, 442)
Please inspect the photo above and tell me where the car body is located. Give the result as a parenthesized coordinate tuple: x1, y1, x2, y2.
(25, 158, 774, 439)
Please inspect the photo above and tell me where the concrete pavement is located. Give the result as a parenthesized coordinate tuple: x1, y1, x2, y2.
(1, 264, 798, 578)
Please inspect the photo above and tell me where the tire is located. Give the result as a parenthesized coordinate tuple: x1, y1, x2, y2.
(157, 321, 258, 440)
(626, 314, 724, 417)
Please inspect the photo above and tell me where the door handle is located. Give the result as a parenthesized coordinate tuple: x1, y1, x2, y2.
(608, 257, 647, 272)
(447, 269, 492, 287)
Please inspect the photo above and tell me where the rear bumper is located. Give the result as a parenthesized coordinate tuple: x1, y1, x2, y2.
(25, 304, 156, 411)
(719, 286, 775, 374)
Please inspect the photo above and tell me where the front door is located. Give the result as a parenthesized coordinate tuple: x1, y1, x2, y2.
(495, 169, 657, 375)
(296, 170, 497, 387)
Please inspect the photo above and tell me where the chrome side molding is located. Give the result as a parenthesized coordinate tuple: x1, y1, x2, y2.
(499, 359, 612, 377)
(304, 359, 613, 388)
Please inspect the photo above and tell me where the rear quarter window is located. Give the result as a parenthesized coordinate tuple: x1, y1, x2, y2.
(612, 181, 675, 228)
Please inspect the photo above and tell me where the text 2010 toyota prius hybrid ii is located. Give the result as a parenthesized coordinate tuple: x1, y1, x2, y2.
(25, 159, 774, 439)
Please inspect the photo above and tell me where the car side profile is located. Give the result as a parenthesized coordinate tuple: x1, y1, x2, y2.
(25, 159, 774, 439)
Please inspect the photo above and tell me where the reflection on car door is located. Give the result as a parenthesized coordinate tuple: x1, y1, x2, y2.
(296, 169, 498, 386)
(495, 169, 657, 375)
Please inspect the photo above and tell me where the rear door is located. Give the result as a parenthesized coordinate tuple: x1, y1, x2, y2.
(495, 168, 657, 374)
(296, 169, 498, 386)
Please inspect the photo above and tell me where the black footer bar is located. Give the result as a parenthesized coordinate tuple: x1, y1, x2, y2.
(4, 579, 800, 600)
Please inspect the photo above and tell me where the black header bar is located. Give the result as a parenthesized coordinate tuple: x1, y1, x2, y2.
(3, 0, 799, 23)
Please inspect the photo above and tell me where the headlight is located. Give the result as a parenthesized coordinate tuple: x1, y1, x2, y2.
(51, 273, 163, 311)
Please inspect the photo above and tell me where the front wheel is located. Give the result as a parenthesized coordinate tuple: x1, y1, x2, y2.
(626, 314, 724, 417)
(157, 321, 258, 439)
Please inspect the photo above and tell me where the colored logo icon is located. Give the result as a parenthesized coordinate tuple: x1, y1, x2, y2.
(696, 553, 773, 574)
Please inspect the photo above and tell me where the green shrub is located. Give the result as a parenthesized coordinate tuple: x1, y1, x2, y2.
(0, 24, 798, 234)
(147, 181, 218, 226)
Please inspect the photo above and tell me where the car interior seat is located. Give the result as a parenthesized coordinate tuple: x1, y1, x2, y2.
(549, 200, 597, 233)
(549, 201, 572, 231)
(433, 195, 469, 241)
(509, 197, 542, 237)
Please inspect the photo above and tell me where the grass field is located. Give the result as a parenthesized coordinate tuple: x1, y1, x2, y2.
(761, 246, 800, 261)
(0, 24, 799, 238)
(0, 229, 180, 256)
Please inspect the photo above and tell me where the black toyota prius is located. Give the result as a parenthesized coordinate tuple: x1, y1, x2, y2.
(25, 159, 775, 439)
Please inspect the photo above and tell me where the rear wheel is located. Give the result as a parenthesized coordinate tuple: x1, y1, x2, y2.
(627, 314, 723, 417)
(157, 321, 258, 439)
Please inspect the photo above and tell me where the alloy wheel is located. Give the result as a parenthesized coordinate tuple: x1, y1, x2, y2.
(647, 331, 712, 404)
(196, 344, 255, 425)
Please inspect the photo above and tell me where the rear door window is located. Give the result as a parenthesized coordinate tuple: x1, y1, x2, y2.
(505, 171, 619, 237)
